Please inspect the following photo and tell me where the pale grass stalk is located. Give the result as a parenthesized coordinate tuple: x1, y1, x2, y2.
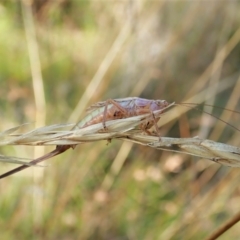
(184, 169, 238, 240)
(69, 22, 131, 123)
(160, 168, 233, 240)
(101, 141, 133, 191)
(160, 1, 201, 59)
(21, 0, 46, 228)
(199, 13, 235, 139)
(161, 159, 240, 239)
(158, 75, 237, 128)
(21, 0, 46, 154)
(210, 74, 240, 140)
(0, 155, 32, 165)
(198, 43, 223, 138)
(186, 26, 240, 99)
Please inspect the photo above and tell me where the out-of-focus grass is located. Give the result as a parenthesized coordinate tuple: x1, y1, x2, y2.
(0, 1, 240, 239)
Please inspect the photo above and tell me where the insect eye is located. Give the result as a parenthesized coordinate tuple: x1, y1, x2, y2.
(163, 100, 168, 106)
(157, 100, 168, 106)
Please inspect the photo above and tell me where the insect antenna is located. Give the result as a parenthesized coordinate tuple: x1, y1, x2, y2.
(175, 103, 240, 133)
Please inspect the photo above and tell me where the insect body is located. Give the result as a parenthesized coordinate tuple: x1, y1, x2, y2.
(0, 97, 169, 179)
(75, 97, 169, 130)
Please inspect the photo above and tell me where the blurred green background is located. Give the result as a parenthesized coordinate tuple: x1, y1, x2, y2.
(1, 1, 240, 239)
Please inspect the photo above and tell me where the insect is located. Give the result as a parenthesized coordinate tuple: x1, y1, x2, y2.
(0, 97, 170, 179)
(82, 98, 169, 135)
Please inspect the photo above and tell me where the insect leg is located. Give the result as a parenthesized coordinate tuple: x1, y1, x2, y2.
(138, 101, 162, 139)
(102, 99, 129, 129)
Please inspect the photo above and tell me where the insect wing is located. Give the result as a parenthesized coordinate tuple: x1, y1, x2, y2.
(86, 100, 107, 113)
(86, 98, 137, 112)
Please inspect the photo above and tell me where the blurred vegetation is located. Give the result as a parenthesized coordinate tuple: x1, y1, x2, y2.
(0, 1, 240, 239)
